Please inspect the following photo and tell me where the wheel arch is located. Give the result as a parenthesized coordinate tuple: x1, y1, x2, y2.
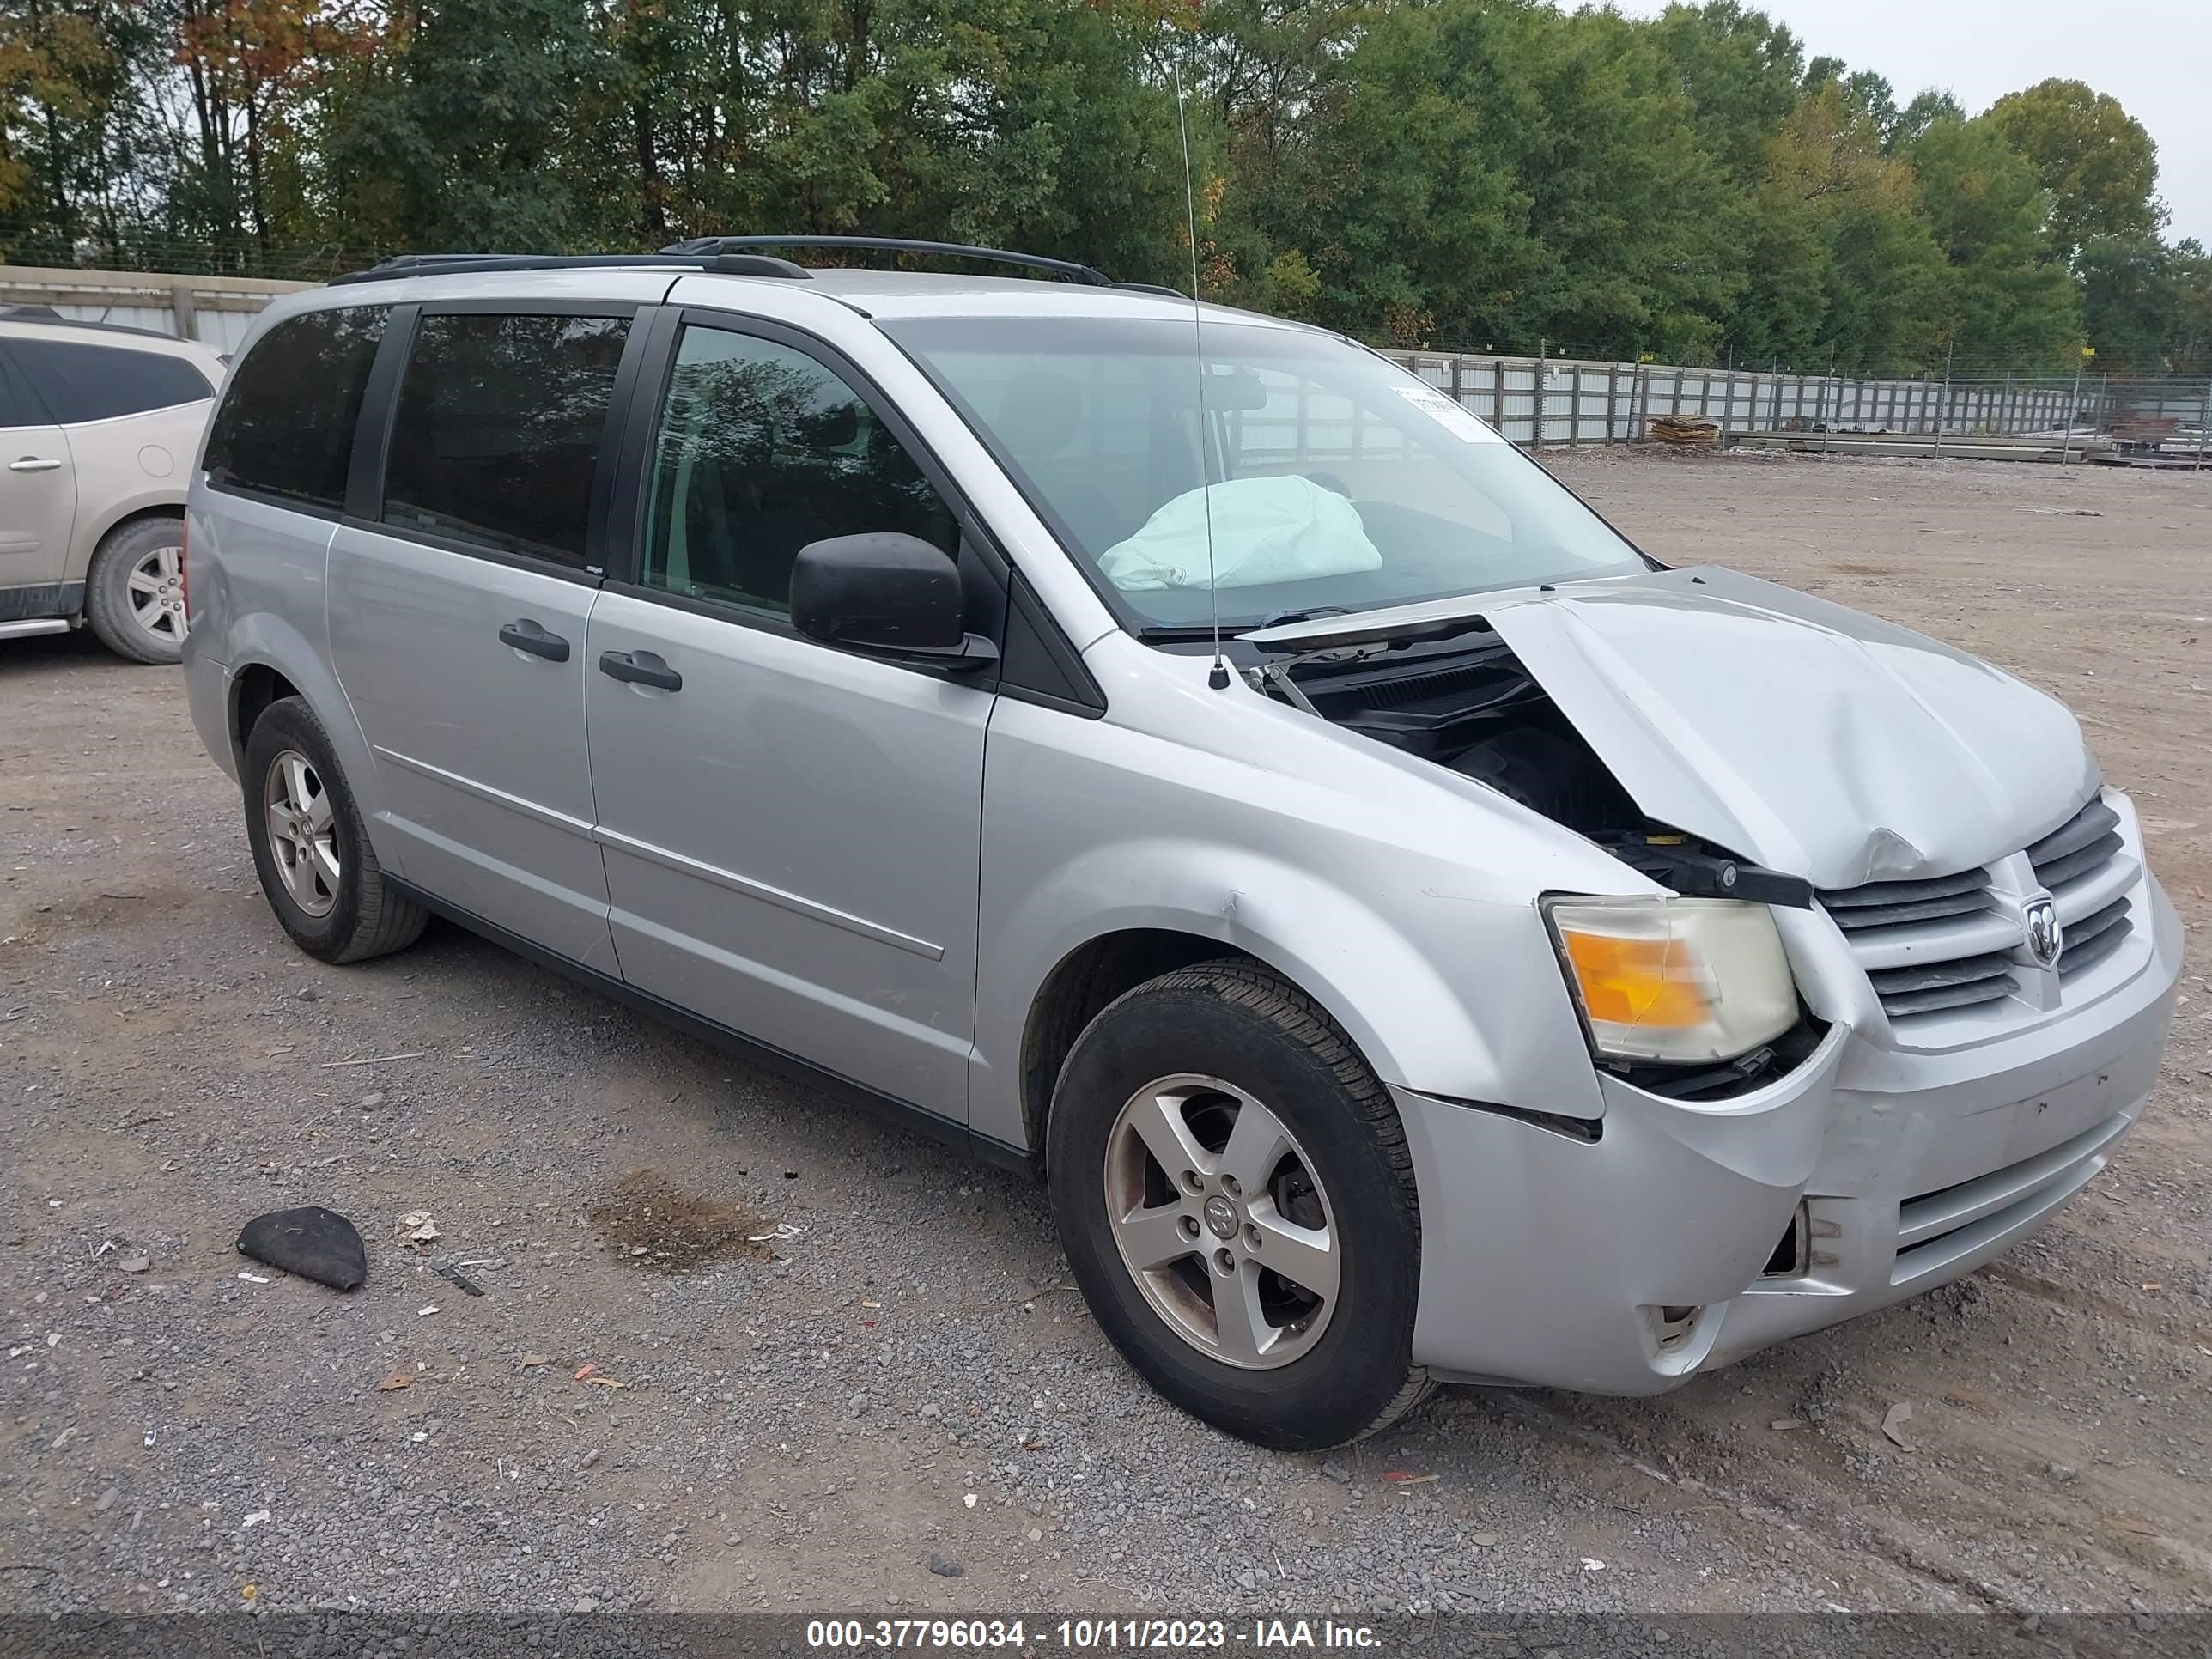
(991, 854, 1521, 1165)
(228, 661, 302, 770)
(1018, 928, 1261, 1167)
(216, 616, 390, 871)
(75, 495, 187, 582)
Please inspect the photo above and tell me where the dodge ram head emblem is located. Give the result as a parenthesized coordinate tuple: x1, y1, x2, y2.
(2022, 896, 2063, 969)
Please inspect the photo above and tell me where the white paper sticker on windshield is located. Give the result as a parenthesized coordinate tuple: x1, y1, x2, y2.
(1393, 382, 1500, 444)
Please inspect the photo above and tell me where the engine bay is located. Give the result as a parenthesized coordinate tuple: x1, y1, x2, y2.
(1249, 621, 1825, 1098)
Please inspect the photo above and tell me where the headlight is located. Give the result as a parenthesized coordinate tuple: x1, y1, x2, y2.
(1544, 896, 1797, 1064)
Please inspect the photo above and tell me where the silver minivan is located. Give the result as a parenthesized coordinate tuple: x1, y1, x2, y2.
(182, 240, 2181, 1449)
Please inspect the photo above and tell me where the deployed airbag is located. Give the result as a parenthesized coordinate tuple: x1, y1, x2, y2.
(1097, 475, 1382, 592)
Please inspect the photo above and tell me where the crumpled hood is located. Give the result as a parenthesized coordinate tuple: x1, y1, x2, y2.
(1480, 566, 2099, 890)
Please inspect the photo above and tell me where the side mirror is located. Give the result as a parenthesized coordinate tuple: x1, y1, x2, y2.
(789, 532, 994, 669)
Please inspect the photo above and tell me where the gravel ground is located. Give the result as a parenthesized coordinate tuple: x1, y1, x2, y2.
(2, 449, 2208, 1620)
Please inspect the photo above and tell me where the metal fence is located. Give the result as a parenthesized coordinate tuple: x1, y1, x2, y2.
(0, 264, 313, 352)
(1395, 350, 2212, 464)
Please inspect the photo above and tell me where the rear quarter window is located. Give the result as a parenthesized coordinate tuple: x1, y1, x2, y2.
(7, 337, 215, 423)
(204, 307, 386, 513)
(0, 347, 52, 427)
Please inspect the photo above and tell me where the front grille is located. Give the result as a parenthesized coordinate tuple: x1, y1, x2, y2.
(1818, 794, 2138, 1027)
(2027, 799, 2122, 889)
(2059, 896, 2131, 976)
(1866, 951, 2019, 1017)
(1815, 867, 2012, 1018)
(1818, 867, 1991, 933)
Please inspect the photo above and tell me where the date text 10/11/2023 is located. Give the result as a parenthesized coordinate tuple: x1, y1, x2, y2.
(805, 1620, 1386, 1650)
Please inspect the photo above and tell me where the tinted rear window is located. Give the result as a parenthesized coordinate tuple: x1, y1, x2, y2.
(7, 337, 213, 424)
(0, 348, 51, 427)
(204, 307, 386, 512)
(380, 312, 630, 568)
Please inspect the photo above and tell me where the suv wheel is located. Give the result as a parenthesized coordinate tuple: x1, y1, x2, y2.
(84, 516, 188, 665)
(1047, 960, 1429, 1449)
(242, 696, 428, 963)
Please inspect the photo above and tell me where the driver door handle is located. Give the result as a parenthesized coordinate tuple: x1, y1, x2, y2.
(9, 457, 62, 473)
(599, 649, 682, 692)
(497, 618, 570, 661)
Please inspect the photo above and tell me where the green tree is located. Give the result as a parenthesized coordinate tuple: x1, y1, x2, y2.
(1986, 77, 2163, 259)
(1905, 112, 2080, 368)
(314, 0, 598, 252)
(2079, 234, 2212, 374)
(1730, 81, 1948, 373)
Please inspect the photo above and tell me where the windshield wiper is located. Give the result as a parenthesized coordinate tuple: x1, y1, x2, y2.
(1137, 606, 1352, 642)
(1135, 623, 1241, 641)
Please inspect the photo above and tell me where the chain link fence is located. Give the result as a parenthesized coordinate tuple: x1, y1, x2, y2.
(1395, 350, 2212, 466)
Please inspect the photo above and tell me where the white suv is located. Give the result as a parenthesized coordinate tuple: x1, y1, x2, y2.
(0, 307, 226, 662)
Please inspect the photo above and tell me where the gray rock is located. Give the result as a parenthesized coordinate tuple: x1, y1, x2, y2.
(927, 1553, 963, 1578)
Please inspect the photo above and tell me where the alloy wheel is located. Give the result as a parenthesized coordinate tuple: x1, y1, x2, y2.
(264, 750, 339, 918)
(125, 542, 188, 645)
(1103, 1073, 1340, 1370)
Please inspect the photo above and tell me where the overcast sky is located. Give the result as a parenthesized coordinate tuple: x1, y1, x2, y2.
(1603, 0, 2211, 246)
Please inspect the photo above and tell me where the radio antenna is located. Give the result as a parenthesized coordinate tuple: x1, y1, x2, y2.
(1170, 55, 1231, 691)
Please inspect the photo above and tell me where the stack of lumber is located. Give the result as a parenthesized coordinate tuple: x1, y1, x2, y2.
(1648, 416, 1720, 447)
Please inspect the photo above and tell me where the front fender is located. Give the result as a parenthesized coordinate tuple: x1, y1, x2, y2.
(970, 692, 1620, 1149)
(974, 840, 1530, 1150)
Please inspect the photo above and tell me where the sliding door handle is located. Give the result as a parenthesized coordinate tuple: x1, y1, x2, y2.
(498, 619, 570, 661)
(598, 649, 682, 692)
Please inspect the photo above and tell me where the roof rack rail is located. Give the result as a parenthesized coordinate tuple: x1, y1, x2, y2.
(660, 235, 1115, 288)
(328, 250, 811, 288)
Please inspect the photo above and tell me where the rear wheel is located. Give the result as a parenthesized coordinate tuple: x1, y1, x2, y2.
(1047, 961, 1428, 1449)
(84, 515, 188, 665)
(241, 696, 428, 963)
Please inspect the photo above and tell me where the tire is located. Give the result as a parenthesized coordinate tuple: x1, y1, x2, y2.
(1046, 960, 1429, 1449)
(241, 696, 428, 964)
(84, 515, 188, 665)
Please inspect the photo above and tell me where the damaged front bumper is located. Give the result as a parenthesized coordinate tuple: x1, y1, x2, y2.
(1397, 872, 2180, 1395)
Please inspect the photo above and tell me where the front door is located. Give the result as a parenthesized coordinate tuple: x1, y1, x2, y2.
(0, 345, 74, 601)
(584, 318, 994, 1121)
(329, 305, 642, 974)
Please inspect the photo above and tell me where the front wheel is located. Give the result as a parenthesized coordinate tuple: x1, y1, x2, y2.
(1047, 961, 1428, 1449)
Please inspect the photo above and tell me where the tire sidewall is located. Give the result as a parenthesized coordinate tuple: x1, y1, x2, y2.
(241, 700, 368, 960)
(1048, 975, 1421, 1449)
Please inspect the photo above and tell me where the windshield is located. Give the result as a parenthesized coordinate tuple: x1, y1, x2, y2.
(880, 315, 1645, 632)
